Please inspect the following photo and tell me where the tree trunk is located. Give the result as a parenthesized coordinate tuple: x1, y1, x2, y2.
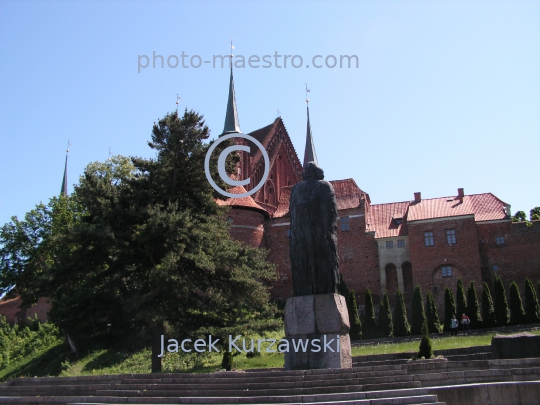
(151, 321, 163, 373)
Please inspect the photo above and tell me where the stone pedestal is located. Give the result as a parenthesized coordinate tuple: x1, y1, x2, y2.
(284, 293, 352, 370)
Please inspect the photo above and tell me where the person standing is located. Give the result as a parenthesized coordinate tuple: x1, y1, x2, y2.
(450, 315, 459, 336)
(461, 313, 471, 335)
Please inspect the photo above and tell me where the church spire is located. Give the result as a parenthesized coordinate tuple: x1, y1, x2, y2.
(222, 41, 241, 135)
(303, 91, 318, 168)
(61, 155, 68, 196)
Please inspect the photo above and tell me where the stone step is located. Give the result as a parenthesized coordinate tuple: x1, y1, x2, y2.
(7, 366, 408, 387)
(0, 373, 418, 396)
(0, 387, 439, 404)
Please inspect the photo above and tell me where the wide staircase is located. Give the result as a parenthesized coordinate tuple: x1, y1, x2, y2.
(1, 346, 539, 405)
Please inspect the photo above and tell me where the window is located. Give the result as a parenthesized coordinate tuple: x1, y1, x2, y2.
(386, 241, 394, 249)
(397, 240, 405, 248)
(341, 217, 350, 231)
(424, 231, 435, 246)
(493, 265, 499, 272)
(226, 216, 234, 225)
(287, 229, 291, 238)
(442, 266, 452, 277)
(446, 229, 457, 244)
(496, 236, 505, 245)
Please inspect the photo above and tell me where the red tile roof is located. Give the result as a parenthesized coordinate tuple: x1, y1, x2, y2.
(367, 193, 508, 239)
(366, 201, 410, 238)
(216, 186, 268, 215)
(407, 194, 507, 222)
(331, 179, 365, 210)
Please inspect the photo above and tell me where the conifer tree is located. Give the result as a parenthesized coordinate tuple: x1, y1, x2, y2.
(378, 292, 393, 337)
(425, 291, 441, 333)
(509, 281, 526, 325)
(417, 319, 433, 359)
(524, 278, 540, 324)
(347, 290, 362, 340)
(394, 289, 411, 337)
(481, 282, 496, 328)
(456, 279, 468, 320)
(411, 285, 426, 335)
(443, 288, 456, 332)
(362, 288, 378, 339)
(493, 275, 510, 326)
(467, 282, 482, 328)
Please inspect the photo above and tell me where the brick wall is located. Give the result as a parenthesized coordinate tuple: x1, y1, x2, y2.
(0, 296, 51, 324)
(408, 216, 483, 310)
(226, 208, 266, 248)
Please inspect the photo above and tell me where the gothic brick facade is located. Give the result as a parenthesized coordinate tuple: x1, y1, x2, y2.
(224, 116, 540, 312)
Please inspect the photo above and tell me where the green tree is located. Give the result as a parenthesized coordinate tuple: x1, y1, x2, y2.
(411, 286, 426, 335)
(378, 292, 393, 337)
(493, 275, 510, 326)
(467, 282, 482, 328)
(393, 289, 411, 337)
(481, 282, 496, 328)
(524, 278, 540, 324)
(531, 207, 540, 221)
(512, 211, 527, 222)
(36, 111, 279, 351)
(443, 288, 456, 332)
(425, 291, 441, 333)
(362, 288, 378, 339)
(0, 194, 81, 304)
(417, 320, 433, 359)
(456, 279, 468, 320)
(509, 281, 526, 325)
(347, 290, 362, 340)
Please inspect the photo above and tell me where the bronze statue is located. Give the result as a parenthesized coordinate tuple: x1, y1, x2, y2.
(289, 161, 339, 296)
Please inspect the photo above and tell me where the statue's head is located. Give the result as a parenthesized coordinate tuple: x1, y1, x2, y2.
(302, 161, 324, 181)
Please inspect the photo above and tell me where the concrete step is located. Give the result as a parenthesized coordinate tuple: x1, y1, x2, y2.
(0, 387, 440, 404)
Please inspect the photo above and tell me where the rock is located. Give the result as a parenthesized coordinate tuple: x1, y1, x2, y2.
(491, 332, 540, 359)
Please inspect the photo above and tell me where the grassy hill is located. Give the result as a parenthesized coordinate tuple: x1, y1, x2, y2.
(2, 319, 539, 381)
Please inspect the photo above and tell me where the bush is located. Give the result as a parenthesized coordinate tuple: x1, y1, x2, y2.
(425, 291, 441, 333)
(362, 288, 378, 339)
(509, 281, 526, 326)
(347, 290, 362, 340)
(417, 320, 433, 359)
(494, 275, 510, 326)
(467, 282, 482, 328)
(411, 286, 426, 335)
(443, 288, 456, 332)
(394, 289, 411, 337)
(524, 278, 540, 324)
(378, 292, 393, 337)
(481, 282, 496, 328)
(221, 350, 233, 371)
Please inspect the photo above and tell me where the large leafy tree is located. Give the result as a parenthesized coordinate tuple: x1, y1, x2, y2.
(4, 111, 280, 351)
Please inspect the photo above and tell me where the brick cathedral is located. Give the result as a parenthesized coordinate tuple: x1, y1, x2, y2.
(217, 69, 540, 311)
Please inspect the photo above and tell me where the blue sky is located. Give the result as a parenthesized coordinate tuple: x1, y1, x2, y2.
(1, 0, 539, 226)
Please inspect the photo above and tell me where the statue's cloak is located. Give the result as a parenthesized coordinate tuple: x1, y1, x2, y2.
(289, 173, 339, 296)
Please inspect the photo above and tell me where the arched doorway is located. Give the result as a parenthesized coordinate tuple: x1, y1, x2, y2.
(402, 261, 414, 302)
(385, 263, 398, 304)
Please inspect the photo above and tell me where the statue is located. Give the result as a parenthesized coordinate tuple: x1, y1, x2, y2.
(289, 161, 339, 296)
